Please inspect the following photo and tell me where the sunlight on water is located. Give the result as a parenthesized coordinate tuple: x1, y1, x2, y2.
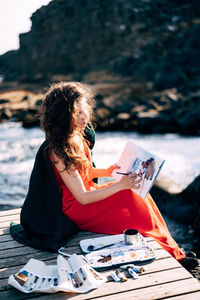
(0, 122, 200, 207)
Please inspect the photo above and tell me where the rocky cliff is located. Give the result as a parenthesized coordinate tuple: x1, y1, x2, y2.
(0, 0, 200, 134)
(1, 0, 200, 88)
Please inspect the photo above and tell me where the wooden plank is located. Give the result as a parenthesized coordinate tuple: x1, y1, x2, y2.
(91, 278, 200, 300)
(0, 209, 20, 217)
(0, 228, 10, 235)
(0, 234, 13, 243)
(0, 245, 41, 260)
(164, 291, 200, 299)
(5, 269, 197, 300)
(0, 240, 25, 250)
(0, 219, 20, 229)
(0, 252, 57, 273)
(0, 288, 39, 300)
(0, 215, 21, 223)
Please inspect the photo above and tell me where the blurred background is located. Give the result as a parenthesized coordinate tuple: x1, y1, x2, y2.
(0, 0, 200, 252)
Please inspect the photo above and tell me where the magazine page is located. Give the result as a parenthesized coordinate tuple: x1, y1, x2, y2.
(8, 258, 59, 293)
(112, 140, 165, 198)
(57, 254, 106, 293)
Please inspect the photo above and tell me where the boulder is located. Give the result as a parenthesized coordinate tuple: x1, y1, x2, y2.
(151, 175, 200, 227)
(178, 110, 200, 135)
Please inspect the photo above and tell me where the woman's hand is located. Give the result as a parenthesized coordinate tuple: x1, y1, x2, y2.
(119, 172, 142, 190)
(105, 164, 120, 177)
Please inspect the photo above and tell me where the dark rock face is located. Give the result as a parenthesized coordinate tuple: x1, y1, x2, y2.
(0, 0, 200, 89)
(0, 0, 200, 134)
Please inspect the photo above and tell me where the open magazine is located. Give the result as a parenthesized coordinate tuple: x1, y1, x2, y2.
(112, 140, 165, 198)
(8, 254, 105, 294)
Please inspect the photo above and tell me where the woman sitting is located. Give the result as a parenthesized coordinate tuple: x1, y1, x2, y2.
(20, 81, 198, 271)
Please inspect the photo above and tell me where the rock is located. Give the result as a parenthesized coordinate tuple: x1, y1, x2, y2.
(151, 175, 200, 227)
(179, 175, 200, 258)
(0, 107, 12, 120)
(20, 109, 40, 128)
(0, 99, 9, 104)
(22, 117, 40, 128)
(181, 175, 200, 207)
(116, 112, 130, 120)
(95, 107, 111, 119)
(35, 99, 43, 106)
(178, 110, 200, 135)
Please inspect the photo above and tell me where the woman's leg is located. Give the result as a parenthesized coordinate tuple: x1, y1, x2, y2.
(137, 193, 185, 260)
(65, 188, 185, 260)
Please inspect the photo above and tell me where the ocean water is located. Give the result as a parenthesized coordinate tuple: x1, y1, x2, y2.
(0, 122, 200, 208)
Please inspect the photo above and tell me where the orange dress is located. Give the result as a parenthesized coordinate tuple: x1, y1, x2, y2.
(51, 142, 185, 261)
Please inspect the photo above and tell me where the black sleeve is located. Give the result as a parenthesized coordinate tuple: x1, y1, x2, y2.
(19, 140, 78, 252)
(84, 123, 96, 149)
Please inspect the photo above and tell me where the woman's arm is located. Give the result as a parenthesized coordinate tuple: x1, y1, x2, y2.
(90, 164, 120, 179)
(52, 154, 142, 205)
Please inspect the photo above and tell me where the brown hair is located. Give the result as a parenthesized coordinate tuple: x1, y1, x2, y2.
(40, 81, 95, 173)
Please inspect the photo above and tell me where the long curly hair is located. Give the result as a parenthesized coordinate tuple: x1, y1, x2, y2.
(40, 81, 95, 173)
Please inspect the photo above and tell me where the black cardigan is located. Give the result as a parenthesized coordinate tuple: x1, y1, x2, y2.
(10, 126, 96, 252)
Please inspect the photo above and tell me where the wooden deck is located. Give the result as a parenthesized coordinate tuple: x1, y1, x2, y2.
(0, 208, 200, 300)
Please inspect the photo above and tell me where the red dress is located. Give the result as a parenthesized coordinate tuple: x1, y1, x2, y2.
(51, 142, 185, 261)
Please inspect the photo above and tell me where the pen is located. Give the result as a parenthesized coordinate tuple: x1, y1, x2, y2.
(74, 272, 83, 286)
(69, 272, 79, 288)
(79, 267, 87, 280)
(116, 172, 130, 175)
